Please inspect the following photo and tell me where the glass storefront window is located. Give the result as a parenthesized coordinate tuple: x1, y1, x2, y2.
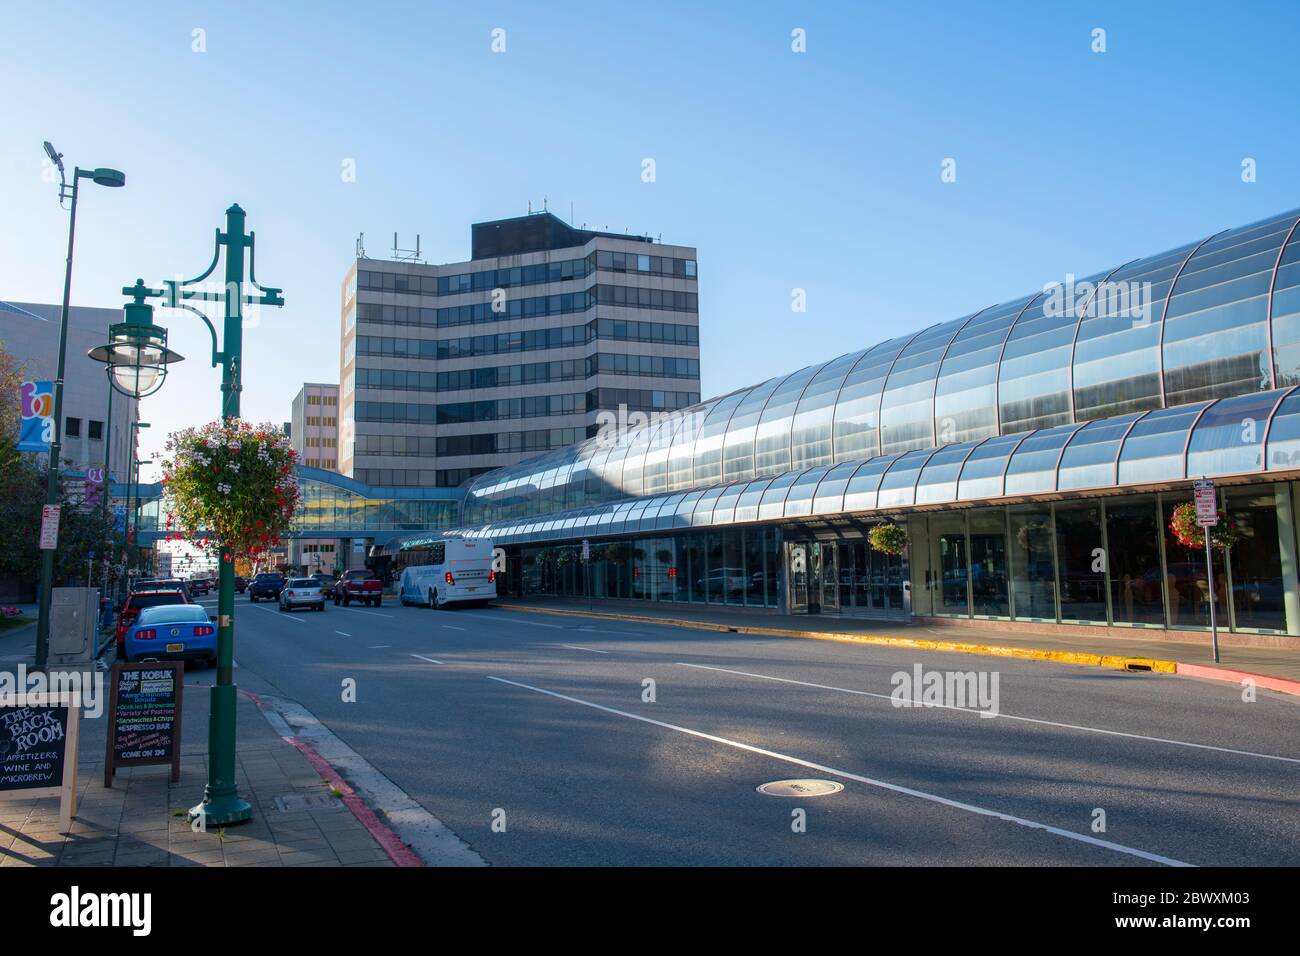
(1225, 487, 1287, 632)
(1105, 497, 1165, 626)
(1009, 505, 1056, 621)
(1162, 495, 1228, 629)
(927, 512, 969, 615)
(968, 509, 1009, 617)
(1054, 503, 1107, 622)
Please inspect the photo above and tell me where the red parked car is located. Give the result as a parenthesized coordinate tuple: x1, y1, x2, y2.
(116, 587, 192, 652)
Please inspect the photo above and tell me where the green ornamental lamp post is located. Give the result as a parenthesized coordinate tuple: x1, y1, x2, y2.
(33, 142, 125, 670)
(89, 204, 284, 825)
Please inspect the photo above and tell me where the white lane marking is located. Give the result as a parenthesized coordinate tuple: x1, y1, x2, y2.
(410, 654, 445, 665)
(342, 607, 394, 619)
(677, 662, 1300, 765)
(249, 604, 304, 624)
(335, 631, 352, 637)
(442, 625, 466, 631)
(369, 645, 391, 649)
(556, 643, 610, 654)
(486, 675, 1193, 867)
(461, 611, 561, 629)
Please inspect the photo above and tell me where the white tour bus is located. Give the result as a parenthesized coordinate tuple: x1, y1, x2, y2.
(395, 534, 497, 608)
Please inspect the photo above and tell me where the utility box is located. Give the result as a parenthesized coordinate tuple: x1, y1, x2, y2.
(49, 587, 98, 668)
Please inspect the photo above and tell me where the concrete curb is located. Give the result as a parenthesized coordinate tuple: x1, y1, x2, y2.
(495, 603, 1300, 696)
(1174, 662, 1300, 698)
(242, 690, 423, 867)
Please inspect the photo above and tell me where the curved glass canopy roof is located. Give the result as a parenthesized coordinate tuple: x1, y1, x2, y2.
(458, 387, 1300, 545)
(463, 207, 1300, 528)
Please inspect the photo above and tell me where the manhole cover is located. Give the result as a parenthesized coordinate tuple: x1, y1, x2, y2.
(273, 793, 340, 813)
(756, 779, 844, 797)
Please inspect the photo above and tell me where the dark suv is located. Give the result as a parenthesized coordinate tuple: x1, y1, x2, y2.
(248, 573, 286, 602)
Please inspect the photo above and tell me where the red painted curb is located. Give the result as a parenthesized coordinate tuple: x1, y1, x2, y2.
(1175, 663, 1300, 698)
(240, 688, 423, 866)
(283, 736, 424, 867)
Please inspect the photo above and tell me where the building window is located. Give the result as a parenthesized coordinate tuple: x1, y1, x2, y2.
(65, 417, 80, 438)
(88, 420, 104, 441)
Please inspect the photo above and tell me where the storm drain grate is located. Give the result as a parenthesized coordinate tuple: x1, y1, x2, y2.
(756, 779, 844, 797)
(272, 793, 341, 813)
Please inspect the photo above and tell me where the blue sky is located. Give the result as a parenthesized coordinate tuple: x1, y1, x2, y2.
(3, 1, 1299, 477)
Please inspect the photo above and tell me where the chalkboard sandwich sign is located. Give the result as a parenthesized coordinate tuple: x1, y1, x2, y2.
(104, 662, 184, 787)
(0, 692, 81, 833)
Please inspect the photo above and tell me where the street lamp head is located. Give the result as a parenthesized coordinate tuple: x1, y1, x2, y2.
(90, 167, 126, 188)
(42, 141, 64, 171)
(88, 292, 184, 399)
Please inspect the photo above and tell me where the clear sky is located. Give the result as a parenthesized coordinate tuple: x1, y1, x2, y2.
(3, 1, 1299, 481)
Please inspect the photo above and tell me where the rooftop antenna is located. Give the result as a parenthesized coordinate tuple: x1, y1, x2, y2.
(391, 232, 424, 263)
(528, 200, 532, 214)
(542, 196, 548, 212)
(355, 232, 367, 258)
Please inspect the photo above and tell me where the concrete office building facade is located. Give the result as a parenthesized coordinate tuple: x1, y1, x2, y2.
(338, 212, 700, 490)
(453, 208, 1300, 648)
(287, 382, 341, 571)
(289, 382, 340, 471)
(2, 301, 139, 488)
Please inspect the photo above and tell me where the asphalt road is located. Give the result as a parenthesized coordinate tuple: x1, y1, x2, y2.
(187, 593, 1300, 867)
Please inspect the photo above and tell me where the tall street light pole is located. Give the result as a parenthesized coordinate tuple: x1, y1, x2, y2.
(126, 421, 149, 571)
(90, 204, 283, 825)
(34, 143, 125, 670)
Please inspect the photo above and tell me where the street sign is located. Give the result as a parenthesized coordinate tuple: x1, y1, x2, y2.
(39, 505, 61, 550)
(1193, 479, 1218, 527)
(1193, 478, 1222, 662)
(581, 538, 590, 561)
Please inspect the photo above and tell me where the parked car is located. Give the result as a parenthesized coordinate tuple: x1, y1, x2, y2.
(248, 573, 286, 602)
(133, 577, 191, 598)
(116, 588, 192, 652)
(335, 570, 383, 607)
(234, 576, 248, 594)
(311, 573, 338, 598)
(280, 578, 325, 612)
(123, 604, 217, 667)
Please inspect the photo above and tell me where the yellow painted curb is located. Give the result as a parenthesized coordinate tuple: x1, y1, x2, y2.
(496, 603, 1179, 674)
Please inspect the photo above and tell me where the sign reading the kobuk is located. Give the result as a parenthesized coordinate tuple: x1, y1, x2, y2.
(1193, 478, 1219, 528)
(104, 662, 183, 786)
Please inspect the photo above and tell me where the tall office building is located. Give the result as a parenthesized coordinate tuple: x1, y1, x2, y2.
(289, 382, 340, 471)
(338, 212, 700, 488)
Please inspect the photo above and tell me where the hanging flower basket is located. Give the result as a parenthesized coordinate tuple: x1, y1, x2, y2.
(1168, 501, 1240, 551)
(868, 522, 908, 555)
(159, 420, 300, 561)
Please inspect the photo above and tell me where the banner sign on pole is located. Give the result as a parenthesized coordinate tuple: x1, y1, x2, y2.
(18, 380, 55, 452)
(84, 466, 105, 508)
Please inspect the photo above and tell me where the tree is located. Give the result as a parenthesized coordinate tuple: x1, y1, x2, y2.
(0, 339, 123, 593)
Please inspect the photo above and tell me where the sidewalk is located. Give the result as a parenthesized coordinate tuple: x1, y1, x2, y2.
(0, 679, 398, 867)
(495, 597, 1300, 689)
